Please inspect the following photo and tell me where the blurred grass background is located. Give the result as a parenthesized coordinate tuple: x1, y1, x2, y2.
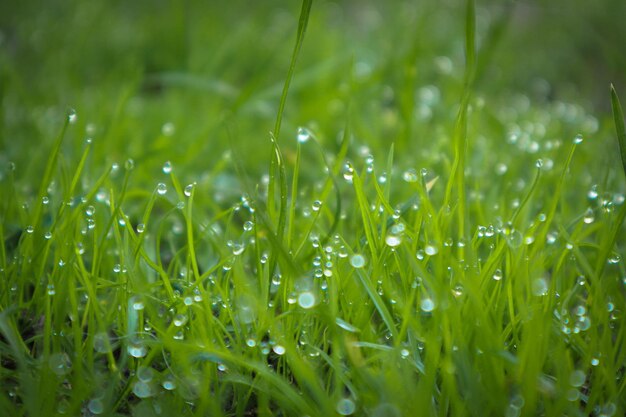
(1, 0, 625, 182)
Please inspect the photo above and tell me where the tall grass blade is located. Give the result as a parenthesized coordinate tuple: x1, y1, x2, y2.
(611, 84, 626, 178)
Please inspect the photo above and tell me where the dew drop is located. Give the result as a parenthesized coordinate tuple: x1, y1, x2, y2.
(573, 134, 583, 144)
(342, 162, 354, 183)
(67, 108, 77, 124)
(161, 122, 175, 136)
(136, 223, 145, 234)
(312, 200, 322, 212)
(93, 332, 111, 353)
(184, 183, 195, 197)
(493, 269, 503, 281)
(424, 244, 438, 256)
(162, 161, 172, 174)
(350, 254, 366, 268)
(420, 297, 435, 312)
(156, 183, 167, 195)
(583, 208, 595, 224)
(162, 377, 177, 391)
(125, 158, 135, 171)
(535, 159, 543, 168)
(569, 369, 586, 387)
(127, 338, 147, 358)
(87, 398, 104, 415)
(44, 231, 52, 240)
(137, 367, 155, 382)
(243, 221, 254, 232)
(48, 352, 71, 375)
(26, 225, 34, 234)
(385, 234, 402, 247)
(297, 291, 316, 309)
(47, 284, 56, 296)
(297, 127, 312, 143)
(173, 314, 188, 327)
(132, 381, 152, 398)
(272, 345, 286, 355)
(336, 398, 356, 415)
(607, 253, 621, 264)
(402, 169, 418, 183)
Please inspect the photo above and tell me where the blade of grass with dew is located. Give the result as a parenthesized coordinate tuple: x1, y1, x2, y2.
(266, 0, 312, 280)
(594, 85, 626, 276)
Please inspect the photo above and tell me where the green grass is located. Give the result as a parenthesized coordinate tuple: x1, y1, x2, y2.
(1, 0, 625, 416)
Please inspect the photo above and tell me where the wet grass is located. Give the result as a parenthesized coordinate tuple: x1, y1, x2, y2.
(1, 0, 625, 416)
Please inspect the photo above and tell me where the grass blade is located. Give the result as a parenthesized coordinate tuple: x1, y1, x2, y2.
(272, 0, 313, 141)
(611, 84, 626, 178)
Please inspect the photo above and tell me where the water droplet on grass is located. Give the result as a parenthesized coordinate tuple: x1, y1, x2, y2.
(161, 122, 175, 136)
(184, 183, 195, 197)
(132, 381, 152, 398)
(162, 377, 177, 391)
(402, 169, 418, 183)
(573, 134, 583, 144)
(85, 205, 95, 216)
(298, 291, 316, 309)
(137, 367, 155, 382)
(493, 269, 503, 281)
(350, 254, 366, 268)
(157, 183, 167, 195)
(297, 127, 312, 143)
(569, 370, 586, 387)
(583, 208, 595, 224)
(26, 225, 34, 234)
(535, 159, 543, 168)
(343, 162, 354, 183)
(272, 345, 285, 355)
(125, 159, 135, 171)
(420, 297, 435, 312)
(127, 339, 147, 358)
(136, 223, 145, 234)
(87, 398, 104, 415)
(93, 332, 111, 353)
(385, 224, 404, 247)
(243, 221, 254, 231)
(607, 253, 621, 264)
(173, 314, 187, 327)
(312, 200, 322, 211)
(336, 398, 356, 415)
(67, 108, 77, 124)
(47, 284, 56, 295)
(424, 244, 438, 256)
(48, 352, 71, 375)
(162, 161, 172, 174)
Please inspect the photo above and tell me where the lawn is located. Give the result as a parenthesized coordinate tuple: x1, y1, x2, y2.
(1, 0, 625, 416)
